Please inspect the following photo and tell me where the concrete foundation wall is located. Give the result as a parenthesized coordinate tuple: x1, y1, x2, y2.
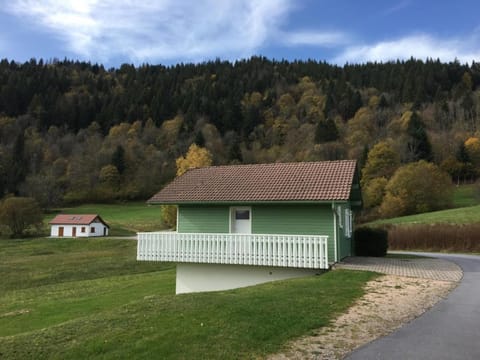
(176, 263, 322, 294)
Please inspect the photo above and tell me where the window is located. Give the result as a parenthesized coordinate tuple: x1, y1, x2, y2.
(235, 210, 250, 220)
(337, 206, 343, 228)
(91, 227, 95, 233)
(345, 209, 352, 237)
(81, 227, 86, 233)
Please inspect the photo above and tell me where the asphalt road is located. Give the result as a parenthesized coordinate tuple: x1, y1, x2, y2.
(346, 252, 480, 360)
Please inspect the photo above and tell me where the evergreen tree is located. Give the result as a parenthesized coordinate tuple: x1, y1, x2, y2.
(378, 94, 388, 109)
(194, 131, 205, 147)
(7, 133, 27, 195)
(228, 140, 243, 162)
(315, 118, 339, 143)
(406, 112, 433, 162)
(111, 145, 126, 174)
(456, 142, 470, 163)
(323, 92, 335, 117)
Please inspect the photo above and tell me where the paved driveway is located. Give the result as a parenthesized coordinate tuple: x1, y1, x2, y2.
(335, 255, 463, 281)
(346, 252, 480, 360)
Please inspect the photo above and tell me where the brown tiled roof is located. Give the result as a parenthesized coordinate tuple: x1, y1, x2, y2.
(49, 214, 109, 227)
(148, 160, 358, 203)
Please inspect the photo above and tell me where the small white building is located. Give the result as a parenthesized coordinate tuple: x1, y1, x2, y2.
(49, 214, 109, 237)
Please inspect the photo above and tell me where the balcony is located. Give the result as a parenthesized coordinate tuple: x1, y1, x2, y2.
(137, 232, 329, 269)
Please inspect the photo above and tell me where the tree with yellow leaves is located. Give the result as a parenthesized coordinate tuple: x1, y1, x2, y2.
(176, 143, 213, 176)
(379, 161, 452, 218)
(464, 137, 480, 167)
(162, 144, 213, 229)
(361, 141, 400, 187)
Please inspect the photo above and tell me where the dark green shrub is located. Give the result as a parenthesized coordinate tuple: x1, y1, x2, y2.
(354, 227, 388, 257)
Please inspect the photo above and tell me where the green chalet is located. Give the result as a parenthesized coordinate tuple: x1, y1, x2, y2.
(137, 160, 362, 294)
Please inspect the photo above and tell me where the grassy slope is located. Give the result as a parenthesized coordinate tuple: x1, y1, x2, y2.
(0, 238, 171, 292)
(46, 202, 165, 236)
(452, 184, 478, 208)
(369, 184, 480, 226)
(0, 238, 376, 359)
(369, 204, 480, 226)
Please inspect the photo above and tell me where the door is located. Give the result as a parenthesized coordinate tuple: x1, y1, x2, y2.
(72, 227, 76, 237)
(230, 207, 251, 234)
(58, 227, 64, 237)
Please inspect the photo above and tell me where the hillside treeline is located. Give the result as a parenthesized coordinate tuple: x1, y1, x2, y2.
(1, 56, 480, 211)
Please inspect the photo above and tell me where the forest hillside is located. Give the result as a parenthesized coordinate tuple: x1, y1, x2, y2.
(1, 57, 480, 217)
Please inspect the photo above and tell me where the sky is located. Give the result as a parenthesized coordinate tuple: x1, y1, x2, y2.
(1, 0, 480, 68)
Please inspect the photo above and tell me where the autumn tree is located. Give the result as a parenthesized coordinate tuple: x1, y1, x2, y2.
(379, 161, 452, 218)
(0, 197, 43, 237)
(158, 115, 184, 150)
(162, 144, 214, 229)
(176, 143, 213, 176)
(98, 164, 121, 201)
(277, 93, 296, 119)
(441, 141, 477, 183)
(361, 141, 400, 209)
(346, 107, 376, 159)
(464, 137, 480, 167)
(363, 177, 389, 209)
(361, 141, 400, 185)
(297, 77, 324, 123)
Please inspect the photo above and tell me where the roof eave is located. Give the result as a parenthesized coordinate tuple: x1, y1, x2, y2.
(147, 199, 350, 205)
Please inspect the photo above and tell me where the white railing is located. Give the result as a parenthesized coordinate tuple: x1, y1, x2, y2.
(137, 232, 329, 269)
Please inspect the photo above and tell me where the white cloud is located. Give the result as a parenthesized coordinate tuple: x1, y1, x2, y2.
(333, 34, 480, 65)
(282, 30, 349, 47)
(6, 1, 480, 66)
(5, 0, 293, 63)
(382, 0, 411, 16)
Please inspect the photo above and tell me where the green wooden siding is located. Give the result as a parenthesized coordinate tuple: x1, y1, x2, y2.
(177, 203, 353, 262)
(252, 204, 336, 261)
(178, 205, 229, 233)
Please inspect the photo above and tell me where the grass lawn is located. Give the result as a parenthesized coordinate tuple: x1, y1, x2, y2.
(0, 238, 377, 359)
(368, 204, 480, 226)
(46, 202, 166, 236)
(453, 184, 479, 208)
